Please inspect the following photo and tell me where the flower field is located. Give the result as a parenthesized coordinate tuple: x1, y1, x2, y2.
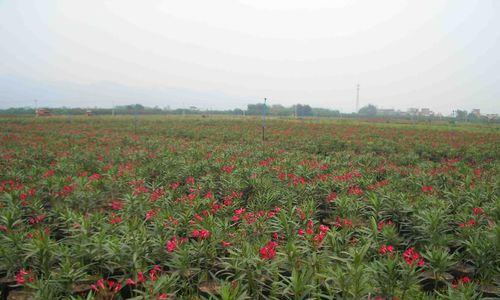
(0, 116, 498, 299)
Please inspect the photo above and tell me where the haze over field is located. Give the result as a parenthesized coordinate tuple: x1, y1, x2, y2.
(1, 0, 499, 114)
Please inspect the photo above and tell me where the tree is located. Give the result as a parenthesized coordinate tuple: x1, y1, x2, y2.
(294, 104, 312, 117)
(467, 112, 478, 122)
(358, 104, 377, 116)
(455, 110, 467, 121)
(246, 104, 266, 116)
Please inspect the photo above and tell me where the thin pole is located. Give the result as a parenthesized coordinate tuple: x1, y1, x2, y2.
(356, 84, 360, 113)
(262, 98, 267, 142)
(134, 106, 138, 134)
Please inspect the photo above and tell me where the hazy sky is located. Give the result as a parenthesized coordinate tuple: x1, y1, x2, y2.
(1, 0, 499, 113)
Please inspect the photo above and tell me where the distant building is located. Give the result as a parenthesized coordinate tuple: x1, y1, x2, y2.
(420, 108, 433, 117)
(86, 110, 93, 116)
(36, 108, 51, 117)
(471, 109, 481, 117)
(378, 108, 396, 116)
(408, 108, 419, 115)
(485, 114, 497, 120)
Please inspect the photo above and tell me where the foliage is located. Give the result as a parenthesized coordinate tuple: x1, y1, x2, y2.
(0, 116, 498, 299)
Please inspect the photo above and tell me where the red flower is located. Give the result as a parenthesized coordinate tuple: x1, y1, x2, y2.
(109, 213, 122, 225)
(421, 185, 433, 193)
(221, 165, 235, 174)
(459, 218, 476, 228)
(403, 247, 424, 267)
(43, 169, 55, 179)
(150, 188, 165, 201)
(88, 173, 101, 181)
(260, 241, 278, 260)
(313, 232, 327, 246)
(452, 276, 472, 288)
(149, 265, 161, 281)
(326, 192, 337, 202)
(166, 237, 178, 252)
(192, 229, 210, 239)
(170, 182, 180, 190)
(90, 278, 121, 293)
(472, 207, 484, 215)
(15, 269, 34, 285)
(145, 209, 157, 221)
(28, 214, 46, 225)
(461, 276, 471, 283)
(348, 186, 363, 196)
(319, 225, 329, 233)
(110, 200, 124, 211)
(138, 272, 145, 283)
(377, 220, 394, 231)
(379, 244, 394, 255)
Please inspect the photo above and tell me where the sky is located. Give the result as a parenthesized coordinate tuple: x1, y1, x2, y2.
(0, 0, 499, 114)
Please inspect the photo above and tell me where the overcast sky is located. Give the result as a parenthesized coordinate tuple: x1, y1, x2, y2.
(1, 0, 499, 113)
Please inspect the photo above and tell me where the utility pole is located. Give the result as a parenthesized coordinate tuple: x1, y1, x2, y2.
(295, 104, 298, 118)
(112, 101, 115, 116)
(34, 99, 38, 117)
(356, 84, 360, 113)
